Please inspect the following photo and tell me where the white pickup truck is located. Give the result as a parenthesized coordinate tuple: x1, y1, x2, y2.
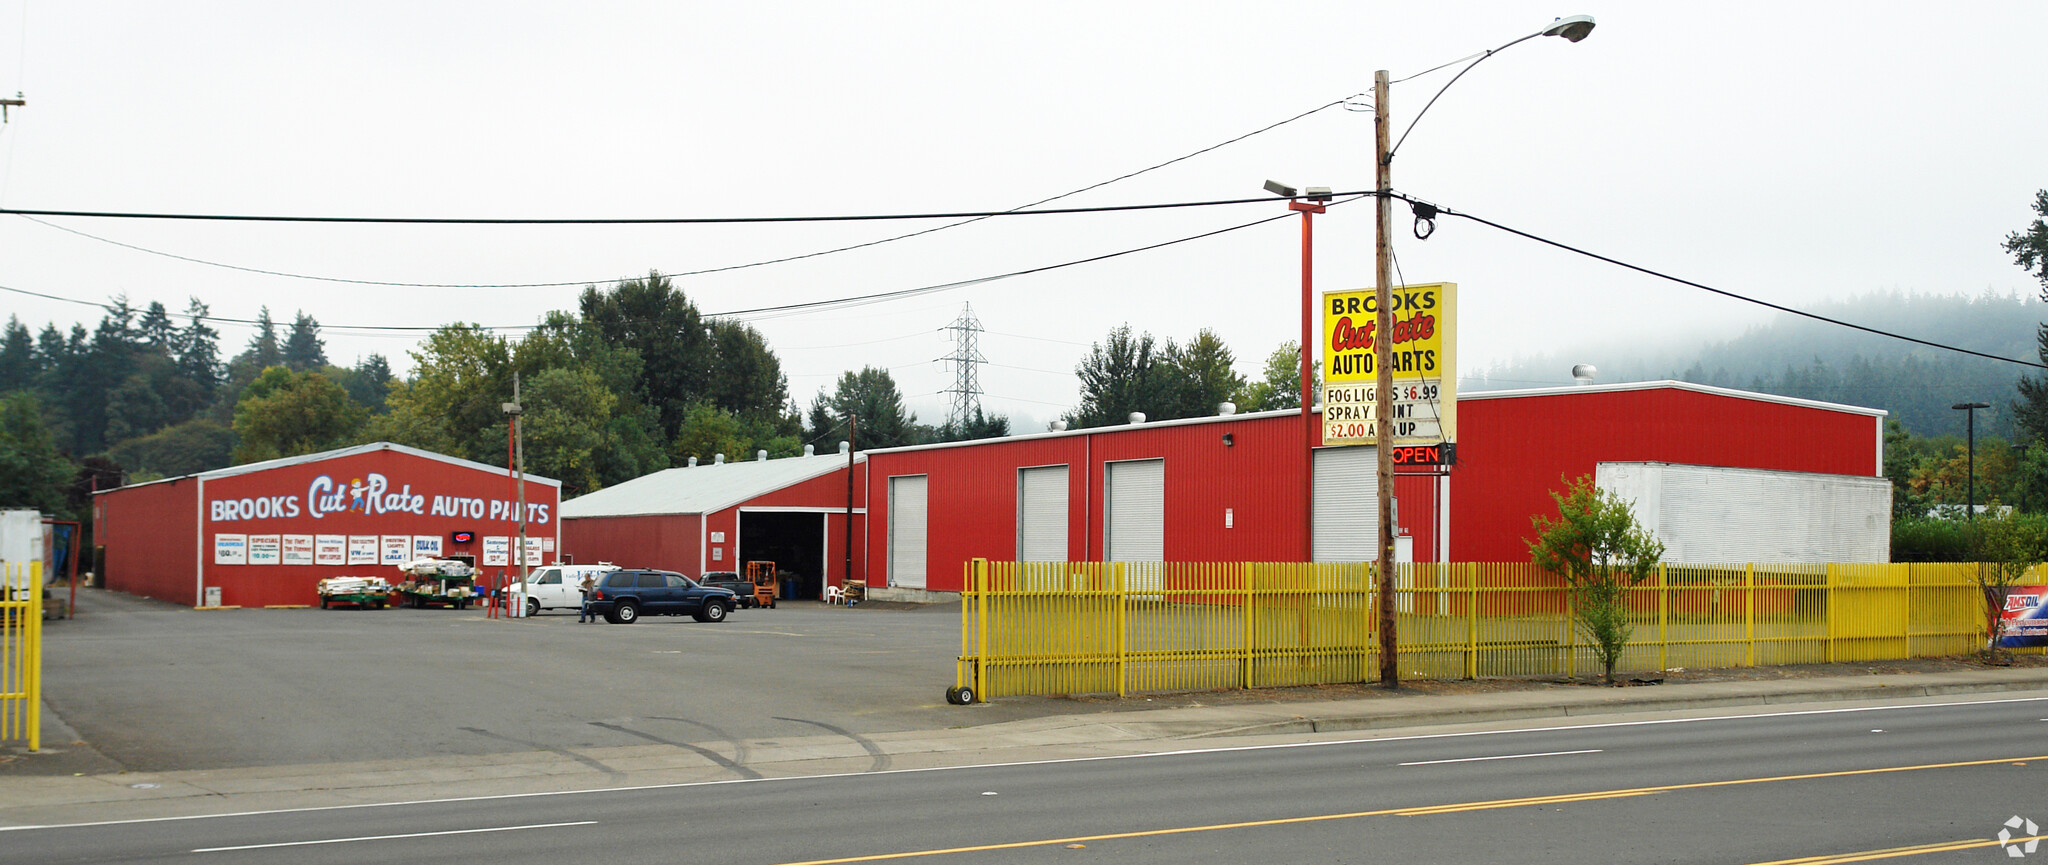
(503, 564, 618, 616)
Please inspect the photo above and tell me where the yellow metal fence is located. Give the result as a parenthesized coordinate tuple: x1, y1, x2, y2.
(955, 560, 2017, 700)
(1, 562, 42, 751)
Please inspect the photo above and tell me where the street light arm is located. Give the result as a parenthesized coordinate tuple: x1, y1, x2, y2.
(1387, 16, 1594, 164)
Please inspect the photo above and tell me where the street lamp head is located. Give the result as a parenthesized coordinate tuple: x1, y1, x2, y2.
(1952, 402, 1991, 411)
(1542, 14, 1596, 42)
(1263, 179, 1298, 198)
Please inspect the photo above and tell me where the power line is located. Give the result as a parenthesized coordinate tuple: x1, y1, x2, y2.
(0, 191, 1363, 226)
(9, 95, 1360, 289)
(0, 201, 1324, 336)
(1401, 192, 2048, 371)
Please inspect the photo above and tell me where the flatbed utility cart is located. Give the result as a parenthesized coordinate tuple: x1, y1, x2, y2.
(745, 561, 778, 609)
(316, 576, 391, 609)
(393, 558, 476, 609)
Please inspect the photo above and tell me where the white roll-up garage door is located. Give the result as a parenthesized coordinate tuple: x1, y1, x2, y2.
(1017, 465, 1069, 562)
(1105, 459, 1164, 562)
(889, 475, 928, 589)
(1313, 446, 1378, 563)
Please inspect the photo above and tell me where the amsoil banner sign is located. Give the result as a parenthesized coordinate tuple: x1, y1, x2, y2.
(1999, 586, 2048, 648)
(1320, 282, 1457, 447)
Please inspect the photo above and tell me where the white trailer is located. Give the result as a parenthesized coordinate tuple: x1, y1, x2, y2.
(1595, 462, 1891, 564)
(0, 509, 47, 596)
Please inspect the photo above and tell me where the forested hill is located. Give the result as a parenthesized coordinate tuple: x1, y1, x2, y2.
(1461, 291, 2041, 440)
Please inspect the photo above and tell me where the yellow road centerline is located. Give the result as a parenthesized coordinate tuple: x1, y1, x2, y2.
(1748, 833, 2048, 864)
(767, 755, 2048, 865)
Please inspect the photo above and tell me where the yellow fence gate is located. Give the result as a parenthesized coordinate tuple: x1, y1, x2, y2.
(1, 561, 41, 751)
(955, 559, 2013, 701)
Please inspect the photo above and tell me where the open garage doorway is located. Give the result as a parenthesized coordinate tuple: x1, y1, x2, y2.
(738, 510, 826, 601)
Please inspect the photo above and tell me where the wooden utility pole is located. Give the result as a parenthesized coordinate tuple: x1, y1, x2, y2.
(845, 413, 856, 591)
(1373, 69, 1399, 689)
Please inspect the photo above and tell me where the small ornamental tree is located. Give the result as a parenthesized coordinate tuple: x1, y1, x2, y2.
(1527, 475, 1667, 683)
(1963, 513, 2048, 662)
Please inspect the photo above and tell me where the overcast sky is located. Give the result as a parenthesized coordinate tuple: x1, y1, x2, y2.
(2, 2, 2044, 433)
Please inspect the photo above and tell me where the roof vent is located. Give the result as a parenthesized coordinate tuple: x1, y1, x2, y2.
(1571, 364, 1598, 386)
(1218, 401, 1236, 416)
(804, 444, 815, 456)
(687, 456, 698, 467)
(757, 449, 768, 461)
(1128, 412, 1146, 425)
(839, 441, 850, 454)
(1050, 420, 1068, 432)
(714, 453, 726, 465)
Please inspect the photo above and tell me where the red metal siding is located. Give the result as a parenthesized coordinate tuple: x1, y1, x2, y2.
(865, 414, 1326, 593)
(101, 447, 560, 608)
(560, 513, 700, 572)
(99, 477, 200, 605)
(1452, 389, 1881, 562)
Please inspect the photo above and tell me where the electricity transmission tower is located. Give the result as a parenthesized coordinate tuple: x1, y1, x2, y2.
(940, 303, 986, 430)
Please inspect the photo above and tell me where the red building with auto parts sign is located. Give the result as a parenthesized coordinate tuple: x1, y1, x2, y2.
(95, 443, 560, 608)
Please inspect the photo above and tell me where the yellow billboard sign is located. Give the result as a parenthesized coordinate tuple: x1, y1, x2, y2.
(1320, 282, 1456, 446)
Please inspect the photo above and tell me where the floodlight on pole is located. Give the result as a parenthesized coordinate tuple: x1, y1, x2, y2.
(1372, 17, 1595, 689)
(1268, 180, 1327, 561)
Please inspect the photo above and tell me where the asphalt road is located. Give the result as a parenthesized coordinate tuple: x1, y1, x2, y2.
(6, 694, 2046, 864)
(25, 586, 1024, 774)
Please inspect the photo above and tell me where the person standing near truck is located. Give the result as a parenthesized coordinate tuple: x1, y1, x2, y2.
(577, 573, 597, 623)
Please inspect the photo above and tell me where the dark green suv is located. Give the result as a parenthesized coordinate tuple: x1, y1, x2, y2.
(588, 569, 738, 624)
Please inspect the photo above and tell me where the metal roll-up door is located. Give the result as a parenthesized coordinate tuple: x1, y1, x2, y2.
(1105, 458, 1165, 598)
(1017, 465, 1069, 562)
(889, 475, 928, 589)
(1313, 446, 1378, 563)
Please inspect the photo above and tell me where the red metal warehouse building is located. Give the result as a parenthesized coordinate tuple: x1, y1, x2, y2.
(95, 442, 561, 608)
(558, 447, 867, 601)
(853, 381, 1889, 599)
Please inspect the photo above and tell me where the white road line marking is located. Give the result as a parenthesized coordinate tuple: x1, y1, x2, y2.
(13, 694, 2048, 833)
(1400, 749, 1602, 766)
(191, 820, 596, 853)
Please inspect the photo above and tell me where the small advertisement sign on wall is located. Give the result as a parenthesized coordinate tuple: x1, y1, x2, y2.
(482, 536, 510, 567)
(281, 535, 314, 565)
(347, 535, 378, 565)
(214, 534, 248, 565)
(523, 537, 543, 566)
(249, 535, 281, 565)
(412, 535, 443, 559)
(314, 535, 346, 565)
(380, 535, 410, 565)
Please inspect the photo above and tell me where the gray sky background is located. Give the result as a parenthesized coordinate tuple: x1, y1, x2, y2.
(1, 2, 2044, 434)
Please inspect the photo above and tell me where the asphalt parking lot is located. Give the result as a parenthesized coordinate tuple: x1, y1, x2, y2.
(14, 586, 1045, 775)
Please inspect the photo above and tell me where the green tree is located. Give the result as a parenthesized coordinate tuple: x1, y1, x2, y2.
(672, 403, 752, 465)
(1963, 513, 2048, 661)
(1527, 474, 1667, 683)
(520, 366, 617, 497)
(1236, 341, 1317, 412)
(0, 316, 35, 388)
(1163, 329, 1243, 419)
(2007, 190, 2048, 444)
(336, 353, 396, 413)
(578, 272, 710, 439)
(0, 391, 75, 515)
(1070, 325, 1168, 428)
(704, 319, 789, 422)
(283, 311, 327, 371)
(935, 406, 1010, 442)
(232, 366, 368, 463)
(243, 306, 283, 371)
(815, 367, 919, 449)
(368, 324, 513, 460)
(108, 418, 236, 478)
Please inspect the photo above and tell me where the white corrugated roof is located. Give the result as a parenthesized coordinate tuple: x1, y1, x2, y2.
(99, 441, 559, 494)
(560, 452, 862, 518)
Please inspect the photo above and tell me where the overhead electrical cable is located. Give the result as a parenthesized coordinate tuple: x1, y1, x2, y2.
(7, 96, 1363, 289)
(0, 197, 1346, 334)
(1397, 192, 2048, 371)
